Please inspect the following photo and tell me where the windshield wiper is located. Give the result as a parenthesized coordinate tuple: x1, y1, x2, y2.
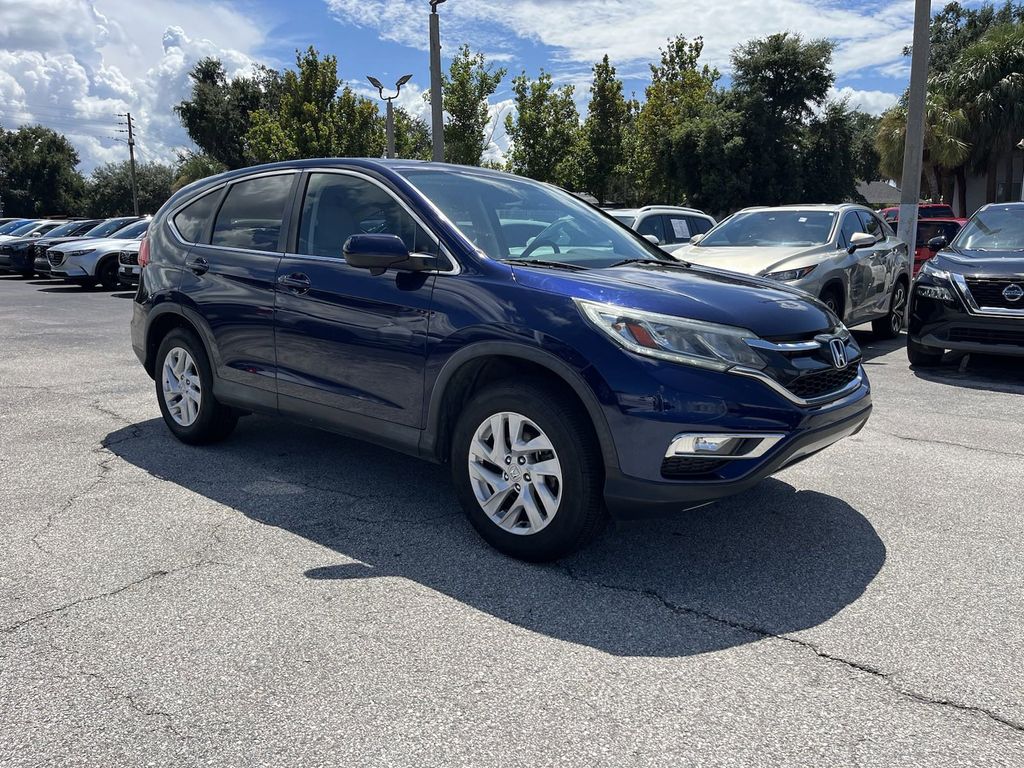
(606, 257, 691, 269)
(502, 258, 588, 271)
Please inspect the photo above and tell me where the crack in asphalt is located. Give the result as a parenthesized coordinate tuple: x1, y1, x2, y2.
(82, 671, 186, 739)
(557, 564, 1024, 736)
(863, 429, 1024, 459)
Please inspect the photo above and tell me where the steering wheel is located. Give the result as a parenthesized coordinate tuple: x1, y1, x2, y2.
(519, 217, 572, 260)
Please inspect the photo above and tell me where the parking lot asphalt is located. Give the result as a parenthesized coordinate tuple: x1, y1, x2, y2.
(1, 273, 1023, 767)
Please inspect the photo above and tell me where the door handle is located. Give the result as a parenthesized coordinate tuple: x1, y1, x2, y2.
(187, 256, 210, 275)
(277, 273, 311, 294)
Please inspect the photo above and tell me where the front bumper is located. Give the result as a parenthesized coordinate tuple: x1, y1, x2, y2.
(909, 280, 1024, 357)
(119, 264, 140, 285)
(50, 263, 89, 279)
(604, 395, 871, 518)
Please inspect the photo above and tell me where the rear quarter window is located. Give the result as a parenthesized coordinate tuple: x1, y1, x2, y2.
(173, 191, 222, 244)
(212, 174, 294, 251)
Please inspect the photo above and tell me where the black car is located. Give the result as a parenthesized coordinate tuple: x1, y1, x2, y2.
(6, 219, 101, 276)
(33, 216, 141, 276)
(908, 202, 1024, 365)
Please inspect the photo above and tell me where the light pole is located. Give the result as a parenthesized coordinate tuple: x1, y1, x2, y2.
(368, 74, 412, 159)
(429, 0, 447, 162)
(1018, 138, 1024, 201)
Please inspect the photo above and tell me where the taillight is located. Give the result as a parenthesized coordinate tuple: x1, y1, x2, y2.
(138, 236, 150, 268)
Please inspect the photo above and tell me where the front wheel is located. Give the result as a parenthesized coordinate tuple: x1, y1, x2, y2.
(97, 258, 120, 290)
(872, 280, 907, 339)
(907, 338, 943, 367)
(155, 329, 238, 444)
(450, 380, 606, 562)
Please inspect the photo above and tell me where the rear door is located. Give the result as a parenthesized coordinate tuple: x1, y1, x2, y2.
(273, 169, 440, 432)
(177, 171, 298, 410)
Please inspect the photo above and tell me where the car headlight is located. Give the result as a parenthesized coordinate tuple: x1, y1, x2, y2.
(917, 284, 953, 301)
(919, 261, 950, 281)
(68, 248, 95, 258)
(763, 265, 817, 281)
(575, 299, 767, 371)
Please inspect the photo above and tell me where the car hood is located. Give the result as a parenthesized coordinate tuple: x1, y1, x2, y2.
(512, 262, 838, 338)
(674, 244, 828, 276)
(0, 236, 43, 250)
(36, 236, 92, 249)
(932, 247, 1024, 276)
(50, 236, 140, 255)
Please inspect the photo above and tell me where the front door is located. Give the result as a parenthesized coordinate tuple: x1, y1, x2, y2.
(274, 170, 439, 431)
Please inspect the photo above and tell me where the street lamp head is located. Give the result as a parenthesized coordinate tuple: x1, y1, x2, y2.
(430, 0, 447, 10)
(366, 75, 384, 90)
(1017, 138, 1024, 150)
(396, 74, 413, 88)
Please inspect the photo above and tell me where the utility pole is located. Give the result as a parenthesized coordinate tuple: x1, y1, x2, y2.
(896, 0, 932, 302)
(429, 0, 447, 162)
(117, 112, 140, 216)
(368, 75, 412, 159)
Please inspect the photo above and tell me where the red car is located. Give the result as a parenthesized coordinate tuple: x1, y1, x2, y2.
(888, 217, 966, 274)
(879, 203, 956, 225)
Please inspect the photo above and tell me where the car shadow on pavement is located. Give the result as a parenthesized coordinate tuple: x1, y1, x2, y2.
(911, 353, 1024, 394)
(105, 416, 885, 658)
(851, 330, 904, 363)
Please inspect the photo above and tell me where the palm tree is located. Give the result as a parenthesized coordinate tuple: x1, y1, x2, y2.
(875, 86, 971, 212)
(945, 23, 1024, 204)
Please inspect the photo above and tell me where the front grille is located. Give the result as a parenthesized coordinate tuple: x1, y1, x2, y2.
(119, 250, 139, 266)
(661, 456, 729, 479)
(965, 278, 1024, 309)
(48, 250, 65, 267)
(949, 327, 1024, 346)
(787, 365, 860, 400)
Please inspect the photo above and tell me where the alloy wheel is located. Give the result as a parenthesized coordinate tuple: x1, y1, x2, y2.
(890, 284, 906, 334)
(162, 347, 202, 427)
(467, 411, 563, 535)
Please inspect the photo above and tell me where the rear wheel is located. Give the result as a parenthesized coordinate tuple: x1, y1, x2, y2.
(872, 279, 907, 339)
(450, 380, 606, 562)
(155, 328, 238, 444)
(907, 338, 943, 367)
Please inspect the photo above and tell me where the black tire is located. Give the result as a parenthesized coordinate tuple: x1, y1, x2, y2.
(907, 337, 943, 367)
(97, 257, 120, 290)
(155, 328, 238, 445)
(819, 286, 843, 319)
(450, 379, 606, 562)
(872, 279, 907, 339)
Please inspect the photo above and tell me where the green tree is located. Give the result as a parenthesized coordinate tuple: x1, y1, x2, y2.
(910, 1, 1024, 74)
(85, 161, 175, 216)
(394, 110, 432, 160)
(801, 100, 862, 204)
(668, 99, 748, 216)
(440, 46, 506, 165)
(945, 22, 1024, 203)
(245, 47, 384, 163)
(172, 152, 227, 193)
(504, 71, 581, 187)
(580, 55, 628, 203)
(175, 58, 282, 169)
(0, 124, 85, 216)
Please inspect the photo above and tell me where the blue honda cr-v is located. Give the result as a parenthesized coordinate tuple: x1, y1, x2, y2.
(130, 159, 871, 561)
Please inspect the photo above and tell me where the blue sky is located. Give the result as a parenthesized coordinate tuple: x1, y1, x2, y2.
(0, 0, 923, 170)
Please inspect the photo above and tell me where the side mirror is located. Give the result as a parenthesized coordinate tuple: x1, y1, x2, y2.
(343, 234, 434, 276)
(689, 233, 704, 245)
(642, 234, 661, 245)
(926, 235, 947, 253)
(847, 232, 875, 254)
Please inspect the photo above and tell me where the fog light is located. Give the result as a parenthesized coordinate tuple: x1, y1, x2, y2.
(917, 284, 953, 302)
(666, 433, 786, 460)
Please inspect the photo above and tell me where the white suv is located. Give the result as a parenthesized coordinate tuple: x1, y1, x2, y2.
(47, 218, 150, 288)
(607, 206, 717, 255)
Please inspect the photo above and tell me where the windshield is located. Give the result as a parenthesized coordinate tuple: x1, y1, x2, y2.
(611, 214, 635, 227)
(112, 219, 149, 239)
(0, 220, 30, 235)
(954, 206, 1024, 252)
(921, 205, 955, 218)
(9, 221, 44, 236)
(397, 169, 667, 268)
(698, 210, 836, 247)
(44, 220, 89, 238)
(86, 217, 137, 238)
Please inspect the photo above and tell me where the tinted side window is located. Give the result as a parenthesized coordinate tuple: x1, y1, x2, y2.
(687, 216, 713, 236)
(212, 174, 293, 251)
(857, 211, 882, 240)
(839, 213, 862, 249)
(297, 173, 437, 258)
(666, 216, 691, 243)
(174, 191, 222, 244)
(636, 214, 666, 244)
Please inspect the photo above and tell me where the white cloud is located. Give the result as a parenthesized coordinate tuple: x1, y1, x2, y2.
(325, 0, 916, 79)
(0, 0, 266, 172)
(830, 86, 899, 116)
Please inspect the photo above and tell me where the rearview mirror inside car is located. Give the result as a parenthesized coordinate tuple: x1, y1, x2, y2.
(848, 232, 875, 253)
(343, 234, 434, 276)
(926, 236, 948, 253)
